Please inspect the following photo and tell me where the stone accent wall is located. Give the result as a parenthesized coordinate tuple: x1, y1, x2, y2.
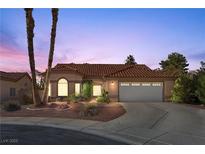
(164, 80, 175, 102)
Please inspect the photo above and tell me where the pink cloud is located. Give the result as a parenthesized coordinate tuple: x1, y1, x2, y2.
(0, 45, 47, 72)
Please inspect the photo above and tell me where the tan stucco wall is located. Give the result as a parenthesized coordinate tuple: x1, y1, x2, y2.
(105, 80, 118, 98)
(50, 72, 83, 82)
(0, 76, 32, 103)
(164, 80, 175, 102)
(0, 80, 17, 102)
(50, 81, 57, 97)
(69, 82, 75, 95)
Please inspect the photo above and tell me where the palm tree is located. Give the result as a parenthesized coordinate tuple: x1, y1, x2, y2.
(42, 8, 59, 103)
(24, 9, 41, 106)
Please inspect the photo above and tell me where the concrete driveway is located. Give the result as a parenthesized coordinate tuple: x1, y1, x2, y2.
(1, 102, 205, 144)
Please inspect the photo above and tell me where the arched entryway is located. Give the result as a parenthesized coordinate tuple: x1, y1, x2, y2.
(58, 78, 68, 96)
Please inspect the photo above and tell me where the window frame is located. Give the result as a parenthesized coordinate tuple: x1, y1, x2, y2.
(93, 85, 102, 96)
(48, 83, 51, 96)
(10, 88, 16, 97)
(120, 82, 130, 86)
(58, 78, 68, 97)
(152, 83, 162, 87)
(131, 83, 141, 86)
(75, 83, 81, 96)
(141, 83, 151, 86)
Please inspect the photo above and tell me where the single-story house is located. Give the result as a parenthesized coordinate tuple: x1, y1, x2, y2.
(0, 71, 32, 103)
(47, 63, 177, 102)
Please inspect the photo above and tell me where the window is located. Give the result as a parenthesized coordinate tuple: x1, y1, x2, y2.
(48, 84, 51, 96)
(75, 83, 80, 96)
(120, 83, 129, 86)
(58, 78, 68, 96)
(93, 85, 102, 96)
(10, 88, 16, 96)
(131, 83, 140, 86)
(142, 83, 151, 86)
(152, 83, 162, 86)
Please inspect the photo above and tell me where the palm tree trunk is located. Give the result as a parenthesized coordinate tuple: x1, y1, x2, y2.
(24, 8, 41, 106)
(42, 8, 59, 104)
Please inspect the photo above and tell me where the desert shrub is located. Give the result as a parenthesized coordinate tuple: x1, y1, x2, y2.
(96, 89, 110, 103)
(3, 100, 21, 112)
(55, 97, 61, 102)
(55, 97, 65, 102)
(18, 88, 33, 105)
(96, 96, 105, 103)
(188, 94, 200, 104)
(84, 103, 98, 116)
(68, 94, 79, 103)
(171, 74, 196, 103)
(21, 95, 33, 105)
(82, 81, 92, 99)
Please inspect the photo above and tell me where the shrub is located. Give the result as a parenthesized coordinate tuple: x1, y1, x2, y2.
(21, 95, 33, 105)
(82, 81, 92, 99)
(96, 96, 105, 103)
(84, 103, 98, 116)
(96, 89, 110, 103)
(171, 74, 196, 103)
(196, 75, 205, 104)
(3, 100, 21, 112)
(68, 94, 79, 103)
(188, 94, 200, 104)
(56, 97, 64, 102)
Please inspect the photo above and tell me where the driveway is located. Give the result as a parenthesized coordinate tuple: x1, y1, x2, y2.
(1, 102, 205, 144)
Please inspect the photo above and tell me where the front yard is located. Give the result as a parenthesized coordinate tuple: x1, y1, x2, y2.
(0, 101, 126, 122)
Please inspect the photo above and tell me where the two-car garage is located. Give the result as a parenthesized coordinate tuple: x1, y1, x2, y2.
(119, 82, 163, 102)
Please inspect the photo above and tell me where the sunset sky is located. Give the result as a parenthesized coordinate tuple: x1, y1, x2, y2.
(0, 8, 205, 72)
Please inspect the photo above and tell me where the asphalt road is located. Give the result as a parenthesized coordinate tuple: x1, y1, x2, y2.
(0, 124, 126, 145)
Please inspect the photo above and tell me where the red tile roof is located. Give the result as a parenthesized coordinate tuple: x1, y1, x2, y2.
(51, 63, 177, 78)
(0, 71, 31, 82)
(107, 65, 175, 78)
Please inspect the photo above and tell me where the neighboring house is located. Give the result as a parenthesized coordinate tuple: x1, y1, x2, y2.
(0, 71, 32, 103)
(47, 63, 177, 102)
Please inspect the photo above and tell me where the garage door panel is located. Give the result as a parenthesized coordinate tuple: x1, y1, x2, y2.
(119, 82, 163, 102)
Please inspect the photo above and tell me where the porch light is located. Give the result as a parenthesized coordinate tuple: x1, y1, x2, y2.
(111, 81, 114, 86)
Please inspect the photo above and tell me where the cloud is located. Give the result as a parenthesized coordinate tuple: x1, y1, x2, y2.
(0, 46, 28, 62)
(0, 45, 47, 72)
(188, 51, 205, 60)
